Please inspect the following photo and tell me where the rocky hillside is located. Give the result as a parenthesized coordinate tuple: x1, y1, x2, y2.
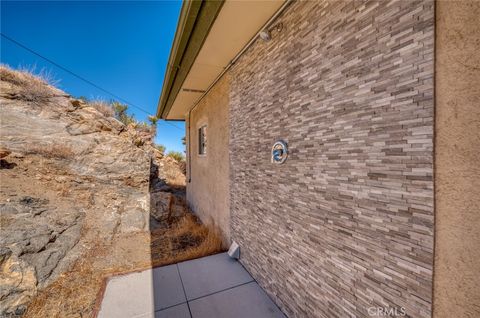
(0, 66, 193, 317)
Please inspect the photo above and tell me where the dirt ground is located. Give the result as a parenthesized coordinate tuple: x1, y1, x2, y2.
(1, 154, 223, 318)
(25, 212, 223, 318)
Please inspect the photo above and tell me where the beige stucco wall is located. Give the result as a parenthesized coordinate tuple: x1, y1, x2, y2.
(186, 74, 230, 245)
(434, 1, 480, 317)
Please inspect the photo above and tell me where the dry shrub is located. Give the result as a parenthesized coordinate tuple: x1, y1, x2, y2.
(25, 243, 109, 318)
(169, 213, 223, 260)
(89, 100, 114, 117)
(0, 64, 59, 105)
(166, 151, 185, 163)
(150, 212, 224, 266)
(133, 137, 145, 147)
(132, 122, 153, 133)
(25, 144, 74, 159)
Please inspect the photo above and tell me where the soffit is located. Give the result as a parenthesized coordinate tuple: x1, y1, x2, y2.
(165, 0, 284, 120)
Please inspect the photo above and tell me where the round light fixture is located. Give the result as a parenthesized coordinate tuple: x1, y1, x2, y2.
(259, 30, 271, 41)
(271, 140, 288, 164)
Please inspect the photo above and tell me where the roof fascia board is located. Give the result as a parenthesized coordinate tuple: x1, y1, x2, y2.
(157, 0, 225, 119)
(157, 0, 202, 118)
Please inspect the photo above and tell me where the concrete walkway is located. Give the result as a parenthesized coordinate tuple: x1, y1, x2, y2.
(98, 253, 285, 318)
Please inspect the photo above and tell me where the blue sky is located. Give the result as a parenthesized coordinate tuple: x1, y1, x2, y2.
(1, 0, 185, 153)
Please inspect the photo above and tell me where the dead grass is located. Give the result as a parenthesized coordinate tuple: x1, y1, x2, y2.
(25, 243, 109, 318)
(0, 64, 59, 105)
(150, 213, 224, 266)
(25, 144, 75, 159)
(170, 217, 223, 261)
(89, 100, 114, 118)
(24, 209, 223, 318)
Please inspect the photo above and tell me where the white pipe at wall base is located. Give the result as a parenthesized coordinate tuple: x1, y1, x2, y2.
(228, 241, 240, 260)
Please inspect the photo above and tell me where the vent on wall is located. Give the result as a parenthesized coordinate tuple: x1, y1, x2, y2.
(182, 88, 206, 93)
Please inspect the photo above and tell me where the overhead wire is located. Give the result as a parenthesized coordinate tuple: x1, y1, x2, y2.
(1, 32, 184, 131)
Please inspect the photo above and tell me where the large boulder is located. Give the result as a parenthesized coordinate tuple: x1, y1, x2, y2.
(150, 191, 174, 221)
(0, 197, 84, 287)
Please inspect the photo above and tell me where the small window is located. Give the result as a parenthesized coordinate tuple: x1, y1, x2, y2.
(198, 125, 207, 155)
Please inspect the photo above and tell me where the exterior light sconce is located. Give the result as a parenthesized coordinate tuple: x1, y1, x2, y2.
(271, 140, 288, 164)
(259, 22, 283, 42)
(259, 30, 272, 41)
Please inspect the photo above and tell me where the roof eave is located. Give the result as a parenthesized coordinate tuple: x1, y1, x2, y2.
(157, 0, 225, 120)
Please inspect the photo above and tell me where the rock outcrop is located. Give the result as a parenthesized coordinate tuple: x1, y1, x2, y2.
(0, 66, 185, 317)
(0, 248, 37, 317)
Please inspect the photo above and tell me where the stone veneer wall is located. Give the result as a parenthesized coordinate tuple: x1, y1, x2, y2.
(229, 1, 434, 317)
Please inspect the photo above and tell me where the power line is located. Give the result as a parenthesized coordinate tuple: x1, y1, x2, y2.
(1, 33, 149, 115)
(1, 32, 184, 131)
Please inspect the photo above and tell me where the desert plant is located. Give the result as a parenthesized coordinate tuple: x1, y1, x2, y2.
(147, 115, 159, 127)
(166, 151, 185, 162)
(112, 101, 135, 126)
(181, 136, 187, 155)
(154, 144, 166, 155)
(147, 116, 159, 137)
(133, 138, 145, 147)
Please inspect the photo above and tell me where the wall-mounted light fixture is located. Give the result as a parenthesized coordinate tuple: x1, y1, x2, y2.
(259, 23, 283, 42)
(271, 140, 288, 164)
(259, 30, 271, 41)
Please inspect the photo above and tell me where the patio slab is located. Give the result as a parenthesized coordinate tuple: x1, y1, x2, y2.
(98, 264, 186, 318)
(97, 253, 284, 318)
(189, 281, 285, 318)
(177, 252, 254, 300)
(152, 264, 186, 310)
(98, 268, 155, 318)
(155, 303, 190, 318)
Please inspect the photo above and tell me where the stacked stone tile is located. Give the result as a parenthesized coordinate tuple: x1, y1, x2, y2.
(228, 0, 434, 317)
